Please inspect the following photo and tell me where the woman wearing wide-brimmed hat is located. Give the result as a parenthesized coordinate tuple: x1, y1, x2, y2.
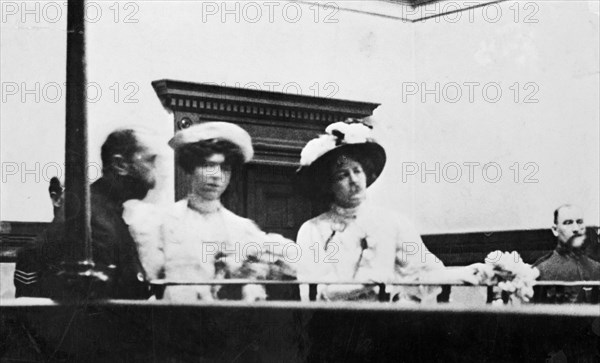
(296, 119, 479, 302)
(124, 122, 294, 302)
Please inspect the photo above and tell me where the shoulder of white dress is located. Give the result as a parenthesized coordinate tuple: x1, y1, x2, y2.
(156, 200, 188, 228)
(220, 206, 248, 221)
(394, 213, 415, 226)
(302, 212, 332, 228)
(166, 199, 188, 215)
(364, 207, 418, 233)
(314, 211, 334, 223)
(174, 199, 189, 209)
(221, 207, 262, 231)
(361, 205, 398, 221)
(122, 200, 163, 227)
(372, 205, 409, 222)
(298, 212, 332, 236)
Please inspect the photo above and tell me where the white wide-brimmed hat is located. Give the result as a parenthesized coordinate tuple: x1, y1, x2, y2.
(168, 122, 254, 163)
(297, 119, 386, 190)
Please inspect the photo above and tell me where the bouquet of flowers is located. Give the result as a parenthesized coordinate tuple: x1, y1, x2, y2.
(477, 251, 540, 304)
(213, 233, 297, 302)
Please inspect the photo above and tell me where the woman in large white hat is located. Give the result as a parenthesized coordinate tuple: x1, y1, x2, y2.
(125, 122, 294, 302)
(296, 119, 479, 302)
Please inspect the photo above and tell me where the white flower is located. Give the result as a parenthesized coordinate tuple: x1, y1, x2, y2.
(122, 199, 162, 227)
(343, 123, 371, 143)
(299, 134, 337, 166)
(484, 250, 503, 264)
(122, 200, 165, 280)
(242, 284, 267, 302)
(301, 120, 375, 166)
(325, 121, 349, 136)
(483, 250, 539, 303)
(498, 281, 516, 293)
(325, 122, 371, 144)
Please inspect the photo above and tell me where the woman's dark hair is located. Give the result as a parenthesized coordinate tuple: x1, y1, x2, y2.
(323, 149, 377, 185)
(328, 149, 378, 183)
(176, 139, 244, 174)
(305, 148, 378, 205)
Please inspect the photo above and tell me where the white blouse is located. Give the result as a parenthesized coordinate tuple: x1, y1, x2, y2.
(123, 198, 291, 302)
(296, 203, 444, 301)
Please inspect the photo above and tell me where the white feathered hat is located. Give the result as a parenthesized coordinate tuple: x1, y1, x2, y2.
(168, 122, 254, 163)
(297, 118, 386, 189)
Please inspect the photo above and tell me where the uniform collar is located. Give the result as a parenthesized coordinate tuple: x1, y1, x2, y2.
(556, 243, 585, 257)
(92, 177, 125, 210)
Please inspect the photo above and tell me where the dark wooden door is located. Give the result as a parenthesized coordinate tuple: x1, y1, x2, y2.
(222, 164, 321, 241)
(222, 164, 316, 301)
(247, 164, 316, 240)
(177, 163, 322, 241)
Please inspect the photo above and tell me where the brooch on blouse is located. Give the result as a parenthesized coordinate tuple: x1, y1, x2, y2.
(323, 219, 347, 251)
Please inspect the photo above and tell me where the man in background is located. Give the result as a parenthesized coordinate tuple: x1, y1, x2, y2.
(14, 177, 65, 297)
(535, 204, 600, 280)
(14, 128, 159, 300)
(90, 128, 159, 299)
(534, 204, 600, 303)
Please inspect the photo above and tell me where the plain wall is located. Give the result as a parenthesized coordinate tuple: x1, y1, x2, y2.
(1, 1, 598, 234)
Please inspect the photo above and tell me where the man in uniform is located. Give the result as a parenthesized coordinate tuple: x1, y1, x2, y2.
(14, 128, 159, 300)
(534, 204, 600, 302)
(14, 177, 65, 297)
(91, 128, 159, 299)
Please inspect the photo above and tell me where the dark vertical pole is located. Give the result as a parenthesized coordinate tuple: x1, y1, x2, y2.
(64, 0, 91, 264)
(58, 0, 109, 299)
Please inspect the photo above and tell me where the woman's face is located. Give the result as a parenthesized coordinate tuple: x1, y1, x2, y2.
(191, 153, 232, 201)
(330, 156, 367, 208)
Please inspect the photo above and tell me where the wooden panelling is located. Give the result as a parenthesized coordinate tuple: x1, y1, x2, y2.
(3, 220, 598, 265)
(424, 227, 600, 265)
(0, 222, 49, 262)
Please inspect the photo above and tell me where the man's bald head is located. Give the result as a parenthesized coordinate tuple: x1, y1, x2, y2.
(100, 128, 159, 200)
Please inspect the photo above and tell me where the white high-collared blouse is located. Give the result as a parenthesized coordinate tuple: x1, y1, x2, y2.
(296, 203, 444, 301)
(123, 198, 290, 301)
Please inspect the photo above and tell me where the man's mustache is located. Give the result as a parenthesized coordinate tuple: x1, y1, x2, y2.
(567, 233, 587, 246)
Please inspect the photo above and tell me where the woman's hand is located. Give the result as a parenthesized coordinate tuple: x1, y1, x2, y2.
(420, 265, 487, 285)
(457, 264, 487, 285)
(447, 264, 489, 285)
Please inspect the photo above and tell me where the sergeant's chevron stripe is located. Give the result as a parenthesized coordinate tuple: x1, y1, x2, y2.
(14, 270, 38, 285)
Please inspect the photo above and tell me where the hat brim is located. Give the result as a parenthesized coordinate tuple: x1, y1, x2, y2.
(169, 122, 254, 163)
(297, 142, 386, 196)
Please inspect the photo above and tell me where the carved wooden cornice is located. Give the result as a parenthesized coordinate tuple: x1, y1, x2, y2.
(152, 79, 380, 166)
(152, 79, 379, 127)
